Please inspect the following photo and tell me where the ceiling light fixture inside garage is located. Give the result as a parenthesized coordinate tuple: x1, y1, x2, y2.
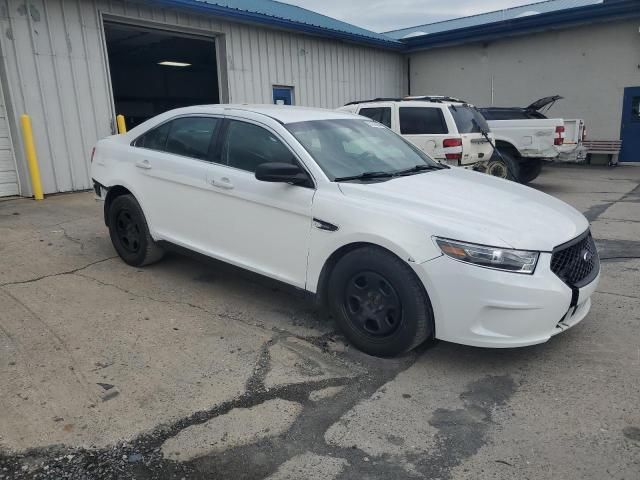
(158, 61, 191, 67)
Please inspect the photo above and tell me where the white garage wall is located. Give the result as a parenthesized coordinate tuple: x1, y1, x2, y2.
(408, 19, 640, 140)
(0, 0, 405, 196)
(0, 78, 19, 197)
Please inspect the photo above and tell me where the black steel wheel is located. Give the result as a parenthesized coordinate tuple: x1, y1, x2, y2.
(328, 246, 433, 357)
(114, 209, 142, 254)
(108, 194, 164, 267)
(344, 271, 403, 337)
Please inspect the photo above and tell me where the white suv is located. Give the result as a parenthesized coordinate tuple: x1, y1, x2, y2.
(91, 105, 599, 357)
(339, 96, 494, 168)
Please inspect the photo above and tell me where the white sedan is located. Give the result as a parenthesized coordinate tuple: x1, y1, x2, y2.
(90, 105, 600, 357)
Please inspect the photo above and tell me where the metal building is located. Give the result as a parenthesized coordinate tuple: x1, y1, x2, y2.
(0, 0, 406, 197)
(387, 0, 640, 163)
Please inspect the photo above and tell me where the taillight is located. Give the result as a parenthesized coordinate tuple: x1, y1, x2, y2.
(443, 138, 463, 161)
(554, 126, 565, 146)
(443, 138, 463, 148)
(582, 126, 587, 141)
(90, 147, 96, 163)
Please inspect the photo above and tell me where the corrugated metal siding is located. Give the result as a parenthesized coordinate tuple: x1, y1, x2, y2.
(0, 0, 114, 195)
(0, 0, 405, 195)
(0, 77, 19, 197)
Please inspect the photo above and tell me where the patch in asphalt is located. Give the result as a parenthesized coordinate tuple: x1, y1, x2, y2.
(595, 238, 640, 262)
(0, 333, 419, 480)
(410, 375, 517, 480)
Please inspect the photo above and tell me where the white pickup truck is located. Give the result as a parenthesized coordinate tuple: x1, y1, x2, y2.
(479, 96, 586, 184)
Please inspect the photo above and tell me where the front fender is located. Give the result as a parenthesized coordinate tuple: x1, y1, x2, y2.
(305, 190, 443, 292)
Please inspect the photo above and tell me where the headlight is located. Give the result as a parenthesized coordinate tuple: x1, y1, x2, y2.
(434, 237, 539, 274)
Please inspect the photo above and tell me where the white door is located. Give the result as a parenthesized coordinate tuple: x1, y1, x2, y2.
(202, 119, 314, 288)
(129, 116, 222, 246)
(0, 81, 19, 197)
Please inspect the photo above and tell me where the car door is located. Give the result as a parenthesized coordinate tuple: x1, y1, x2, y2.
(129, 115, 222, 246)
(398, 105, 450, 160)
(200, 118, 315, 288)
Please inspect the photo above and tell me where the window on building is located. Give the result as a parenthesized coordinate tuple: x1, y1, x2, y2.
(222, 121, 296, 172)
(632, 97, 640, 123)
(399, 107, 448, 135)
(273, 86, 294, 105)
(358, 107, 392, 128)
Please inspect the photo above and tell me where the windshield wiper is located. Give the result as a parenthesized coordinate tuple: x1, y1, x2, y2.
(334, 171, 395, 182)
(394, 164, 446, 176)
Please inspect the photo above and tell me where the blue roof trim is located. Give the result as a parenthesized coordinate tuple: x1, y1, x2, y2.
(402, 0, 640, 51)
(148, 0, 403, 49)
(385, 0, 602, 40)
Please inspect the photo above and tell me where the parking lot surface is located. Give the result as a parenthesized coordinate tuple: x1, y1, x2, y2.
(1, 165, 639, 479)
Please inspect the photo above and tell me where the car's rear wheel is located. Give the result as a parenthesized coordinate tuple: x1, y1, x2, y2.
(108, 194, 164, 267)
(328, 246, 433, 357)
(519, 159, 543, 184)
(486, 149, 521, 182)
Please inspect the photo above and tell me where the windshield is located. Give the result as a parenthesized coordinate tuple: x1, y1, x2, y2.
(448, 105, 490, 133)
(286, 119, 441, 180)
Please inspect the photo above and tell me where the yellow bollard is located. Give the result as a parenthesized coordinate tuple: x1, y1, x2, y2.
(20, 114, 44, 200)
(116, 114, 127, 134)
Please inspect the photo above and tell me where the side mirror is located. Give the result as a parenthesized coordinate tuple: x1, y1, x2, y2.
(255, 162, 311, 186)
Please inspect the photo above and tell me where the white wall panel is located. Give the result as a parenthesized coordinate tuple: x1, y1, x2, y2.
(0, 0, 404, 195)
(0, 75, 19, 197)
(408, 19, 640, 140)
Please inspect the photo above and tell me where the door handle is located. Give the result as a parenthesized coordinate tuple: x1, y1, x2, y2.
(210, 177, 234, 189)
(135, 160, 152, 170)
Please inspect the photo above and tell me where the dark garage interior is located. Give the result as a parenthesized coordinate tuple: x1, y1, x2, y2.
(104, 22, 220, 129)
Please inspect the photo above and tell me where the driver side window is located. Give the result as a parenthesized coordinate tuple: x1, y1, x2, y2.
(222, 121, 296, 173)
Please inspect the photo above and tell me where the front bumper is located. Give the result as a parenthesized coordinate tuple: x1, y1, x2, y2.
(412, 252, 599, 348)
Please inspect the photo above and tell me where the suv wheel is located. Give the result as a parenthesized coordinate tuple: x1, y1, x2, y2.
(108, 194, 164, 267)
(328, 246, 433, 357)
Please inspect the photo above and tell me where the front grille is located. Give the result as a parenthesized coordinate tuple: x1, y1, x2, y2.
(550, 231, 599, 288)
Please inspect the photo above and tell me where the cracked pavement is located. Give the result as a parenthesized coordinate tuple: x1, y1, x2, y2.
(1, 165, 639, 479)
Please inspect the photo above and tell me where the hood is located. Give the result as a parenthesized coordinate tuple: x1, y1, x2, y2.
(526, 95, 563, 111)
(338, 168, 588, 252)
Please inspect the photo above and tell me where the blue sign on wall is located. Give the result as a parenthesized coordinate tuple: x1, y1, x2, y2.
(273, 86, 294, 105)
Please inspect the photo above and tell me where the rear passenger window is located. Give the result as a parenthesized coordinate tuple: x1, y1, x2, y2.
(399, 107, 447, 135)
(165, 117, 220, 160)
(134, 122, 171, 150)
(222, 121, 296, 173)
(359, 107, 392, 128)
(134, 117, 220, 161)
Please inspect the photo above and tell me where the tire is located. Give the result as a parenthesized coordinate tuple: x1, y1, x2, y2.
(519, 159, 543, 184)
(486, 149, 521, 182)
(107, 194, 164, 267)
(327, 246, 433, 357)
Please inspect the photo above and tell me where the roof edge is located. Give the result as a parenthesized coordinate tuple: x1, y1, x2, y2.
(148, 0, 403, 49)
(402, 0, 640, 51)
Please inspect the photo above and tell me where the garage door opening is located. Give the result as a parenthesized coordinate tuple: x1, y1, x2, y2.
(104, 22, 219, 129)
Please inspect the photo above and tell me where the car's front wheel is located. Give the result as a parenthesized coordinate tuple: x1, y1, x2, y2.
(107, 194, 164, 267)
(328, 246, 433, 357)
